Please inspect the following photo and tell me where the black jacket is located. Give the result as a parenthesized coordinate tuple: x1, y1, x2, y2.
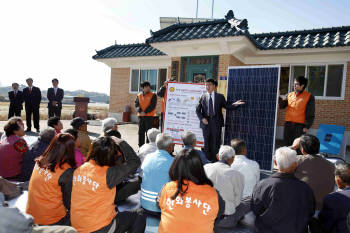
(8, 90, 24, 110)
(279, 91, 315, 129)
(134, 92, 157, 114)
(252, 172, 315, 233)
(23, 86, 42, 109)
(47, 87, 64, 109)
(318, 187, 350, 233)
(20, 138, 50, 181)
(196, 92, 238, 129)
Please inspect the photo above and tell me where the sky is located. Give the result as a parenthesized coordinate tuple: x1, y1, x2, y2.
(1, 0, 350, 94)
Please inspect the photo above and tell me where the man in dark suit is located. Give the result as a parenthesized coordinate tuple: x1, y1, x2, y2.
(196, 78, 244, 161)
(47, 78, 64, 118)
(23, 78, 41, 133)
(8, 83, 24, 119)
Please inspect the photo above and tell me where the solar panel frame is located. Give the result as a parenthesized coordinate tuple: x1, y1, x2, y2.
(223, 65, 281, 171)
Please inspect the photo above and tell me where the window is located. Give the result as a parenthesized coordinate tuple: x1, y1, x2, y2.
(130, 68, 167, 93)
(130, 70, 139, 92)
(307, 66, 325, 96)
(158, 69, 167, 89)
(279, 67, 290, 95)
(283, 64, 346, 99)
(326, 65, 344, 97)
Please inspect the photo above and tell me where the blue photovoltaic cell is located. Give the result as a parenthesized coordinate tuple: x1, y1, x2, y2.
(224, 66, 280, 171)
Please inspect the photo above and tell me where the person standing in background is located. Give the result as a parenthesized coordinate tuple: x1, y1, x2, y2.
(157, 77, 176, 131)
(8, 83, 24, 119)
(279, 76, 315, 146)
(135, 81, 157, 147)
(23, 78, 41, 133)
(47, 78, 64, 118)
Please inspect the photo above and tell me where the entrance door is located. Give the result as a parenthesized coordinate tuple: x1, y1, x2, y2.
(187, 64, 212, 83)
(180, 56, 218, 83)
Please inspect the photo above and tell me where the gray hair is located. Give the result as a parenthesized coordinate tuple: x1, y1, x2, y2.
(181, 131, 196, 146)
(156, 133, 173, 150)
(39, 127, 56, 143)
(147, 128, 161, 143)
(102, 118, 118, 132)
(218, 145, 235, 161)
(275, 147, 297, 170)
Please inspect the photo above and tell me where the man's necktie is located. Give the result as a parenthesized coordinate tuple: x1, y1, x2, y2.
(209, 94, 214, 117)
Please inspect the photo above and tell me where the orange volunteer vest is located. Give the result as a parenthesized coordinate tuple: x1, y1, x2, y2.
(26, 163, 71, 225)
(70, 160, 116, 233)
(158, 180, 219, 233)
(285, 91, 311, 124)
(137, 92, 156, 117)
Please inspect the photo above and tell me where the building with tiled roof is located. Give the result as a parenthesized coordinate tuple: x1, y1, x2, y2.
(93, 10, 350, 143)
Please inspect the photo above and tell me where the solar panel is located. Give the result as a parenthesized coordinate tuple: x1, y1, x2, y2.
(224, 66, 280, 171)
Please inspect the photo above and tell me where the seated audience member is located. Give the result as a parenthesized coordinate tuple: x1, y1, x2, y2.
(158, 148, 224, 233)
(1, 193, 78, 233)
(0, 117, 28, 180)
(26, 134, 76, 226)
(70, 117, 91, 157)
(138, 128, 160, 163)
(20, 127, 56, 181)
(48, 116, 63, 134)
(0, 192, 77, 233)
(141, 133, 175, 216)
(64, 128, 85, 167)
(180, 131, 209, 165)
(102, 117, 121, 138)
(70, 136, 145, 233)
(318, 162, 350, 233)
(204, 145, 245, 231)
(292, 134, 335, 210)
(252, 147, 315, 233)
(230, 138, 260, 198)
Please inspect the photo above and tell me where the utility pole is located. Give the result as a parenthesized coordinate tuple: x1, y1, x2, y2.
(211, 0, 214, 19)
(196, 0, 199, 19)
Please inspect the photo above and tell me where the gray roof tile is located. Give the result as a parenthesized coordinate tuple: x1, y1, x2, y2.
(93, 11, 350, 59)
(93, 43, 165, 59)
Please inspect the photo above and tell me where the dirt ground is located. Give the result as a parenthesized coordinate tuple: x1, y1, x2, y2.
(0, 102, 108, 121)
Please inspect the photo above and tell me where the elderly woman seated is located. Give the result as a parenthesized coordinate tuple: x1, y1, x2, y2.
(0, 117, 27, 181)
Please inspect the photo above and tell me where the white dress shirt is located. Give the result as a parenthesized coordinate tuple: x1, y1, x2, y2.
(231, 155, 260, 198)
(138, 142, 157, 164)
(204, 162, 244, 215)
(205, 92, 215, 116)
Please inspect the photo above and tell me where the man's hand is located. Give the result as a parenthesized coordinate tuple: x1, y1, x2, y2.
(303, 128, 308, 133)
(141, 112, 145, 116)
(291, 137, 301, 150)
(163, 80, 169, 87)
(52, 101, 57, 106)
(233, 100, 245, 105)
(202, 118, 208, 125)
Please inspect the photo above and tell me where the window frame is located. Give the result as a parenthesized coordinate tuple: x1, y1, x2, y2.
(129, 67, 168, 94)
(287, 62, 347, 100)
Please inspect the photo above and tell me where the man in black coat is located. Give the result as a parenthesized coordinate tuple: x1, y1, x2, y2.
(196, 78, 244, 161)
(8, 83, 24, 119)
(47, 78, 64, 118)
(23, 78, 42, 132)
(251, 147, 315, 233)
